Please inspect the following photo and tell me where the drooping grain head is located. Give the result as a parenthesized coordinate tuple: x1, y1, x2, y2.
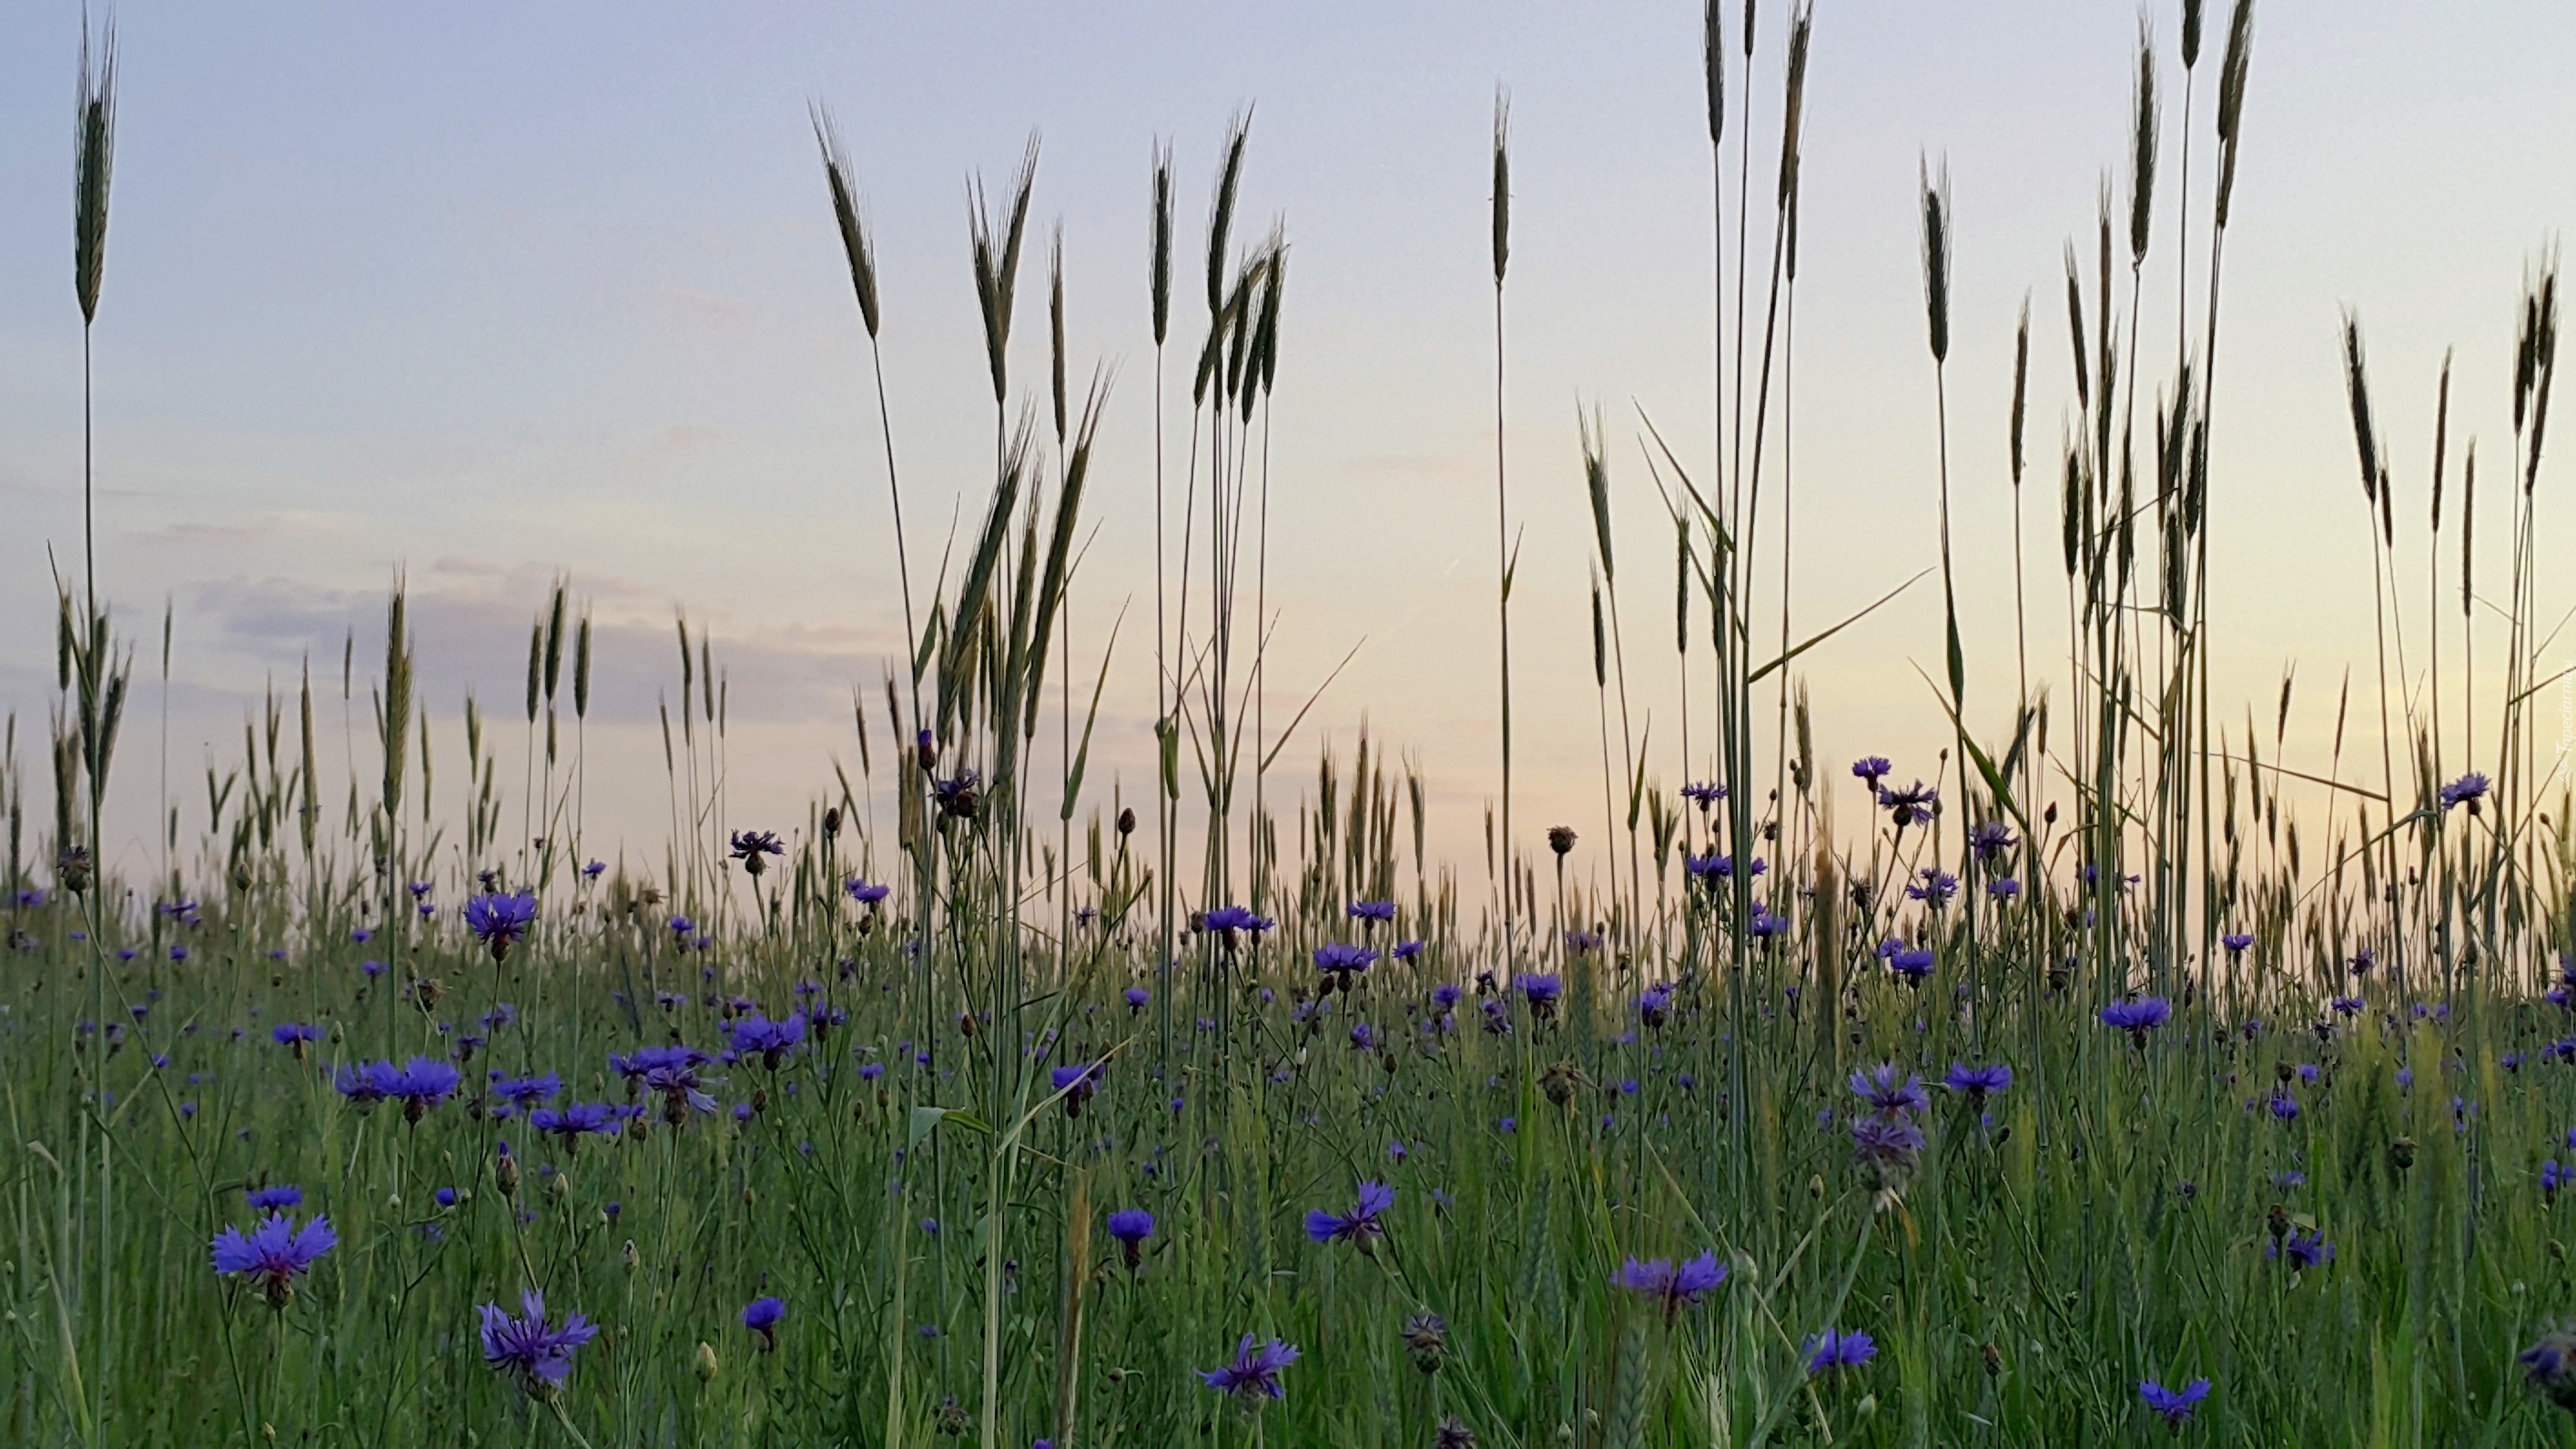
(74, 10, 117, 326)
(811, 106, 881, 339)
(2340, 310, 2380, 507)
(2010, 294, 2031, 487)
(2063, 246, 2090, 410)
(1776, 6, 1811, 209)
(1491, 90, 1511, 288)
(1918, 158, 1951, 365)
(1050, 224, 1068, 446)
(1208, 112, 1250, 318)
(1702, 0, 1724, 145)
(2128, 21, 2158, 266)
(1150, 141, 1174, 348)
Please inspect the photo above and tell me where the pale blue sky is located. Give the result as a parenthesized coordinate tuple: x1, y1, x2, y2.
(2, 2, 2570, 882)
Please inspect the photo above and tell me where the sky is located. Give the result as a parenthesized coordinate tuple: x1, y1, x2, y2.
(1, 2, 2571, 894)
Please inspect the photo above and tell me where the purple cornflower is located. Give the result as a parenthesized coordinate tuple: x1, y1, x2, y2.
(1850, 1064, 1930, 1118)
(2330, 995, 2364, 1017)
(2544, 1161, 2570, 1199)
(1747, 908, 1789, 939)
(2222, 932, 2254, 957)
(1681, 780, 1727, 809)
(1520, 975, 1563, 1020)
(728, 1012, 807, 1069)
(1852, 757, 1893, 784)
(530, 1102, 622, 1145)
(930, 769, 980, 822)
(2101, 998, 2173, 1042)
(1200, 1335, 1298, 1401)
(1987, 878, 2020, 901)
(1202, 905, 1274, 943)
(1432, 983, 1463, 1010)
(1124, 986, 1151, 1013)
(1347, 900, 1395, 923)
(1612, 1251, 1728, 1320)
(1565, 930, 1604, 954)
(212, 1213, 336, 1307)
(2522, 1326, 2576, 1413)
(728, 830, 785, 878)
(1889, 947, 1935, 987)
(2268, 1229, 2333, 1271)
(1943, 1062, 2012, 1100)
(1050, 1062, 1102, 1117)
(1905, 868, 1960, 907)
(2139, 1378, 2211, 1427)
(845, 878, 891, 906)
(1638, 985, 1672, 1028)
(1967, 819, 2017, 861)
(462, 893, 538, 962)
(582, 859, 605, 878)
(388, 1058, 462, 1120)
(245, 1185, 303, 1211)
(490, 1073, 562, 1114)
(1106, 1208, 1155, 1267)
(1876, 780, 1940, 828)
(2348, 947, 2375, 977)
(1803, 1328, 1876, 1373)
(742, 1295, 785, 1351)
(1393, 939, 1425, 961)
(1851, 1114, 1926, 1187)
(1305, 1181, 1395, 1245)
(2440, 771, 2491, 814)
(271, 1024, 319, 1057)
(2267, 1093, 2300, 1122)
(479, 1290, 598, 1395)
(1314, 943, 1379, 987)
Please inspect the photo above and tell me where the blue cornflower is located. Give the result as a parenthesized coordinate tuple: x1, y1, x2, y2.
(1393, 939, 1425, 961)
(1305, 1181, 1395, 1245)
(1967, 819, 2017, 860)
(742, 1295, 785, 1350)
(1747, 907, 1789, 939)
(1124, 986, 1151, 1013)
(1638, 984, 1672, 1028)
(1804, 1328, 1876, 1373)
(2439, 772, 2491, 814)
(1988, 877, 2020, 901)
(845, 878, 891, 906)
(1889, 947, 1935, 987)
(1200, 1335, 1299, 1401)
(728, 1012, 808, 1069)
(1203, 906, 1275, 942)
(1347, 900, 1395, 923)
(462, 893, 538, 962)
(728, 830, 785, 877)
(1851, 757, 1893, 784)
(1876, 780, 1940, 828)
(1681, 781, 1727, 809)
(245, 1185, 303, 1211)
(1050, 1061, 1102, 1117)
(2139, 1378, 2211, 1426)
(2267, 1229, 2333, 1271)
(1314, 942, 1380, 987)
(271, 1023, 319, 1055)
(530, 1103, 622, 1145)
(1906, 868, 1960, 907)
(1850, 1064, 1930, 1118)
(212, 1213, 336, 1307)
(1612, 1251, 1727, 1320)
(1943, 1062, 2012, 1100)
(2222, 931, 2255, 957)
(490, 1073, 563, 1114)
(479, 1290, 598, 1395)
(2101, 998, 2173, 1041)
(1106, 1208, 1155, 1267)
(2544, 1160, 2570, 1198)
(1520, 975, 1563, 1019)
